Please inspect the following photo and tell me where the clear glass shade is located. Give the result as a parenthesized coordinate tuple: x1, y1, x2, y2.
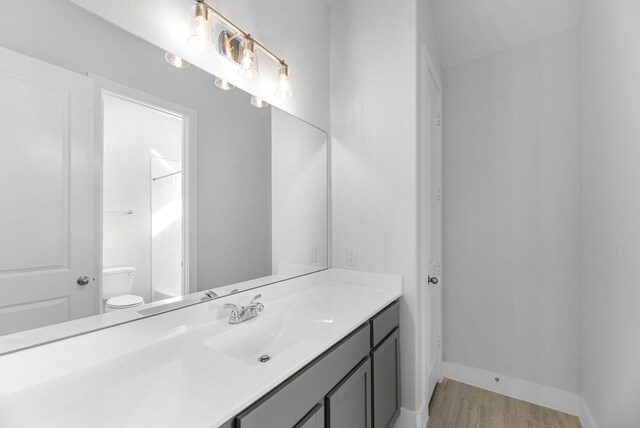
(164, 53, 190, 68)
(250, 95, 269, 108)
(238, 38, 258, 79)
(214, 77, 234, 91)
(275, 64, 293, 99)
(188, 3, 213, 52)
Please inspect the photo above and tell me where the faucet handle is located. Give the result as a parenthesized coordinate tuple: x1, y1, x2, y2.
(201, 290, 218, 302)
(223, 303, 239, 315)
(249, 294, 264, 313)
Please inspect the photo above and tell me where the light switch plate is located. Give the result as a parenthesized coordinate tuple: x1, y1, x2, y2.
(308, 246, 318, 262)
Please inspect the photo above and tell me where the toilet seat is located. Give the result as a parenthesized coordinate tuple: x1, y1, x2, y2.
(106, 294, 144, 309)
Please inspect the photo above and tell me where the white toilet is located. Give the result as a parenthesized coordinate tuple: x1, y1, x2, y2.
(102, 267, 145, 312)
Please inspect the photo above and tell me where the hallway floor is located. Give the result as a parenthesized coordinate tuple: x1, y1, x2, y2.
(426, 379, 582, 428)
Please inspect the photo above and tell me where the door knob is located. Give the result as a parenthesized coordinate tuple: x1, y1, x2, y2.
(428, 276, 439, 285)
(77, 276, 91, 286)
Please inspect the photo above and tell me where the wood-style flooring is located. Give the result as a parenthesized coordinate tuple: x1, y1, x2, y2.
(426, 378, 582, 428)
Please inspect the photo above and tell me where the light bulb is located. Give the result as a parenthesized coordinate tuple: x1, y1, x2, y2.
(188, 2, 213, 52)
(215, 77, 234, 91)
(251, 95, 269, 108)
(164, 52, 190, 68)
(275, 64, 292, 99)
(238, 38, 258, 79)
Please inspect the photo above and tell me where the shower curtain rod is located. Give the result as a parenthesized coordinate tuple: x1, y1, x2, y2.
(152, 171, 182, 181)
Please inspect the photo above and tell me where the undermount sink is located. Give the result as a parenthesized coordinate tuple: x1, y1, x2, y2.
(204, 309, 334, 366)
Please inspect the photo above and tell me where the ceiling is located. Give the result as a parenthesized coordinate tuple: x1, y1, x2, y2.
(431, 0, 584, 69)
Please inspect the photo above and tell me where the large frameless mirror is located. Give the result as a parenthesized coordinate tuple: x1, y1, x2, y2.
(0, 0, 328, 351)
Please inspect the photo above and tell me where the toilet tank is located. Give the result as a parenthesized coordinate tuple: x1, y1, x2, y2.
(102, 266, 136, 299)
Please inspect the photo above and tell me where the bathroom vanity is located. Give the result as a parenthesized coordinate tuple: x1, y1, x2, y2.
(232, 299, 400, 428)
(0, 270, 402, 428)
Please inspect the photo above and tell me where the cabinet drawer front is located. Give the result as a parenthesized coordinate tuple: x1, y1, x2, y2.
(326, 357, 372, 428)
(372, 328, 400, 428)
(236, 324, 370, 428)
(370, 301, 399, 348)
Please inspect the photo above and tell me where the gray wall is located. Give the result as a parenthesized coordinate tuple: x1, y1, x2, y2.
(442, 30, 581, 393)
(580, 0, 640, 425)
(0, 0, 272, 291)
(271, 109, 327, 274)
(197, 100, 271, 289)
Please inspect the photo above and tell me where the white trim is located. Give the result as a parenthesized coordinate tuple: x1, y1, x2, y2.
(90, 75, 198, 300)
(579, 397, 598, 428)
(422, 44, 443, 92)
(442, 362, 580, 416)
(324, 128, 332, 272)
(419, 403, 429, 427)
(90, 76, 104, 315)
(394, 406, 427, 428)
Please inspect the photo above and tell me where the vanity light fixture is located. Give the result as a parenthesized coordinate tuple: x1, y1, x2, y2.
(188, 1, 214, 51)
(250, 95, 269, 108)
(238, 37, 258, 79)
(189, 0, 293, 98)
(218, 30, 239, 62)
(164, 52, 190, 68)
(275, 64, 293, 99)
(214, 76, 234, 91)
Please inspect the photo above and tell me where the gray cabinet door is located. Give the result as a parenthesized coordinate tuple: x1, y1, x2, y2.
(371, 328, 400, 428)
(235, 324, 370, 428)
(295, 402, 325, 428)
(326, 357, 372, 428)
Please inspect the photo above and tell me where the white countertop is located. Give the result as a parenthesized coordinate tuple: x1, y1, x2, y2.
(0, 269, 402, 428)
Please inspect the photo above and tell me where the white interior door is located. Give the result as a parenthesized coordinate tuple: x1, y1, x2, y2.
(421, 47, 444, 404)
(0, 47, 95, 336)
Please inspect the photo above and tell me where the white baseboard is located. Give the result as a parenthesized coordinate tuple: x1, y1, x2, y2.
(579, 397, 598, 428)
(395, 405, 428, 428)
(442, 362, 580, 416)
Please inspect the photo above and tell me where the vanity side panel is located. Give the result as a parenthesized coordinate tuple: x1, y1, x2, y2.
(235, 324, 370, 428)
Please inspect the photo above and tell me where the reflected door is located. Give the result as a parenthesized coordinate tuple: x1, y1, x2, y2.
(0, 47, 95, 336)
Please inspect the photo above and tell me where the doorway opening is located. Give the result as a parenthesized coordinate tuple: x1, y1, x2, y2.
(101, 90, 187, 311)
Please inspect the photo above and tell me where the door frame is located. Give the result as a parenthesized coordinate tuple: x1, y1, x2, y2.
(418, 44, 444, 410)
(91, 75, 198, 309)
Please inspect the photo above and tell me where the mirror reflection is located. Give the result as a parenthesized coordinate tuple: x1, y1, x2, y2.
(0, 0, 328, 339)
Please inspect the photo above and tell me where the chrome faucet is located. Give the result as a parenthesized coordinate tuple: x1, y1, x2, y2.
(201, 290, 219, 301)
(223, 294, 264, 324)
